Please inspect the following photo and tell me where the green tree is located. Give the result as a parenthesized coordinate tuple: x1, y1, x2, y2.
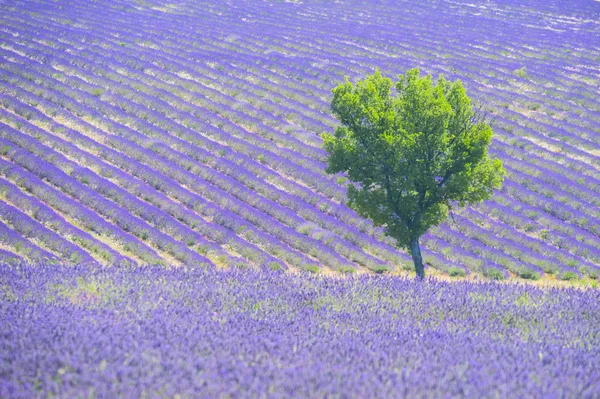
(323, 68, 505, 279)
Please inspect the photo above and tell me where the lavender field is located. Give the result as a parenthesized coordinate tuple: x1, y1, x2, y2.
(1, 0, 600, 396)
(0, 0, 599, 280)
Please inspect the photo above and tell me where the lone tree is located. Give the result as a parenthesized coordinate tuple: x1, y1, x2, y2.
(323, 68, 505, 279)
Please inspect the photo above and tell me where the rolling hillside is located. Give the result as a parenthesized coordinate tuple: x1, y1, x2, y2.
(1, 0, 599, 280)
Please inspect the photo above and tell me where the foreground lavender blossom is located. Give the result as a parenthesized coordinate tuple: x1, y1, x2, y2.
(1, 264, 598, 398)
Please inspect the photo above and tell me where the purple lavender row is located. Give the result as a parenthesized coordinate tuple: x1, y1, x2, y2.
(492, 138, 600, 197)
(0, 36, 331, 179)
(501, 64, 600, 119)
(139, 4, 340, 99)
(487, 84, 600, 145)
(490, 113, 600, 172)
(0, 177, 133, 266)
(143, 9, 596, 166)
(502, 163, 600, 219)
(417, 44, 593, 111)
(55, 4, 600, 195)
(454, 209, 587, 278)
(479, 200, 600, 270)
(0, 67, 377, 270)
(23, 12, 600, 198)
(37, 45, 348, 203)
(0, 248, 24, 265)
(420, 233, 509, 278)
(502, 180, 600, 238)
(28, 0, 584, 77)
(52, 0, 600, 131)
(0, 136, 212, 268)
(500, 124, 600, 174)
(85, 8, 333, 138)
(0, 201, 95, 265)
(52, 28, 331, 160)
(419, 234, 472, 274)
(247, 14, 596, 148)
(499, 159, 600, 217)
(352, 7, 596, 88)
(0, 130, 219, 270)
(492, 126, 600, 189)
(49, 8, 338, 134)
(0, 46, 347, 204)
(113, 40, 334, 143)
(2, 0, 596, 276)
(0, 105, 287, 270)
(31, 50, 406, 265)
(0, 114, 247, 269)
(45, 64, 398, 268)
(0, 95, 319, 271)
(0, 99, 322, 272)
(490, 190, 600, 255)
(492, 146, 600, 203)
(0, 158, 180, 266)
(162, 21, 596, 179)
(76, 133, 355, 270)
(3, 39, 333, 193)
(467, 204, 600, 277)
(47, 32, 333, 168)
(0, 221, 58, 264)
(224, 17, 464, 92)
(134, 49, 333, 150)
(433, 223, 544, 278)
(496, 107, 600, 157)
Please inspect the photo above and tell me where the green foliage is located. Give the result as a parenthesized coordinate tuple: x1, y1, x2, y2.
(269, 262, 283, 271)
(485, 268, 506, 281)
(196, 245, 209, 255)
(559, 271, 579, 281)
(337, 265, 357, 274)
(304, 265, 320, 274)
(448, 267, 466, 277)
(401, 262, 415, 271)
(513, 67, 528, 78)
(336, 176, 347, 184)
(323, 68, 504, 277)
(518, 268, 541, 280)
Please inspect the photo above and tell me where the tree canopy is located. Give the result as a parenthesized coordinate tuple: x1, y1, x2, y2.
(323, 68, 505, 279)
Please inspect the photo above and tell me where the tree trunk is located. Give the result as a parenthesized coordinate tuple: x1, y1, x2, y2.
(409, 235, 425, 280)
